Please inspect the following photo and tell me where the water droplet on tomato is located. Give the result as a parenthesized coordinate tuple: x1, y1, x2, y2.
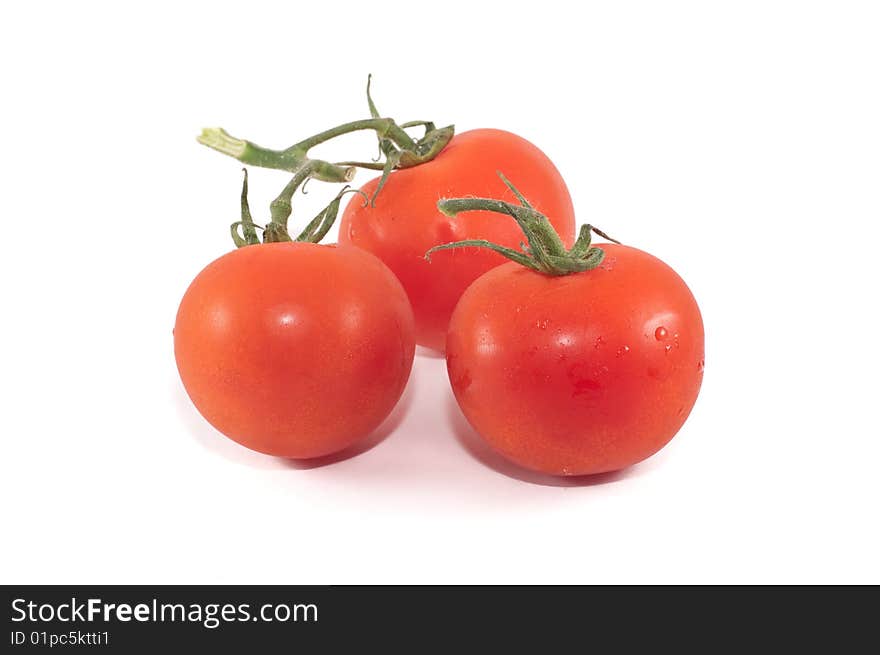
(536, 319, 549, 330)
(665, 344, 672, 353)
(594, 336, 605, 349)
(698, 358, 705, 372)
(616, 345, 630, 357)
(655, 327, 668, 340)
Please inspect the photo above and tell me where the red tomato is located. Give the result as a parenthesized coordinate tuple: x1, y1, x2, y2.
(339, 128, 576, 351)
(174, 242, 415, 458)
(446, 244, 704, 476)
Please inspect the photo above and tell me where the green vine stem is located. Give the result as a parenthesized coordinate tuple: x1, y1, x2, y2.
(425, 172, 620, 276)
(198, 75, 454, 206)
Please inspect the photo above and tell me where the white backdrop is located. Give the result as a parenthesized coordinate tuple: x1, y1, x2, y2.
(1, 1, 878, 584)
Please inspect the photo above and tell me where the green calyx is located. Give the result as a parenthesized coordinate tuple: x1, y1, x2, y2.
(198, 75, 454, 211)
(425, 172, 619, 276)
(230, 168, 367, 247)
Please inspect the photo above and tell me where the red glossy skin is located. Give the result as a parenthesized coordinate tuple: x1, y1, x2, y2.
(446, 244, 704, 476)
(339, 128, 576, 351)
(174, 242, 415, 458)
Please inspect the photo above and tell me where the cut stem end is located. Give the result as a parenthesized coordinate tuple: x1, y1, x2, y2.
(197, 128, 246, 158)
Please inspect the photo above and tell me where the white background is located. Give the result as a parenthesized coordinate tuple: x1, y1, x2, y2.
(1, 1, 878, 584)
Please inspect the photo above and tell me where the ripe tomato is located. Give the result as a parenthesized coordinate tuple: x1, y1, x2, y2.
(339, 128, 576, 351)
(174, 242, 415, 458)
(446, 244, 704, 476)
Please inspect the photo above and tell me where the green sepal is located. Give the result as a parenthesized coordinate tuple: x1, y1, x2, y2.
(296, 187, 368, 243)
(425, 240, 540, 271)
(429, 172, 618, 277)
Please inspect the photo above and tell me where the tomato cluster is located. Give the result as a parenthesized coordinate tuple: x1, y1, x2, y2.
(176, 82, 703, 477)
